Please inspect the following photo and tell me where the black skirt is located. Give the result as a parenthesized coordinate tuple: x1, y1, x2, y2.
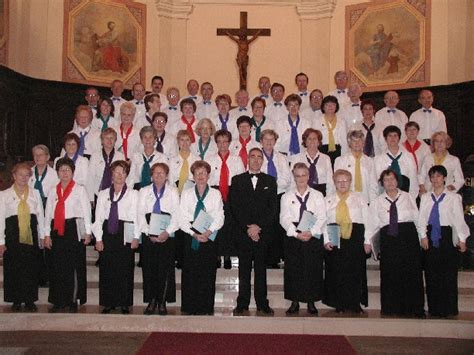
(99, 221, 135, 307)
(284, 234, 324, 303)
(48, 218, 87, 306)
(141, 214, 176, 304)
(323, 223, 368, 310)
(423, 226, 460, 317)
(379, 222, 424, 316)
(181, 233, 217, 314)
(320, 144, 341, 167)
(3, 215, 41, 303)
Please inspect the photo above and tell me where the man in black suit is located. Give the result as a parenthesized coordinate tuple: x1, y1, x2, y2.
(230, 147, 278, 315)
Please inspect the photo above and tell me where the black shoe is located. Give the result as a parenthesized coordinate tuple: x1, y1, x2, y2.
(176, 262, 182, 270)
(11, 303, 22, 312)
(121, 306, 130, 314)
(267, 263, 280, 269)
(49, 304, 62, 313)
(102, 307, 113, 314)
(307, 302, 318, 315)
(286, 301, 300, 315)
(144, 300, 157, 315)
(158, 303, 168, 316)
(216, 257, 222, 269)
(223, 256, 232, 269)
(257, 306, 274, 316)
(414, 311, 426, 319)
(69, 302, 78, 313)
(25, 303, 37, 312)
(95, 258, 101, 267)
(233, 306, 248, 315)
(336, 308, 345, 314)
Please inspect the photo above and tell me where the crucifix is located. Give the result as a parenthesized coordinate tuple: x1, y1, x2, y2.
(217, 12, 271, 90)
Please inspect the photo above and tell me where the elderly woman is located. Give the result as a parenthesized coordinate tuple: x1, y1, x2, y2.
(54, 133, 89, 186)
(419, 132, 464, 194)
(250, 97, 273, 143)
(274, 94, 312, 156)
(93, 160, 139, 314)
(44, 158, 92, 313)
(312, 95, 348, 166)
(30, 144, 59, 207)
(138, 162, 181, 315)
(352, 99, 385, 157)
(116, 102, 141, 160)
(179, 161, 224, 315)
(323, 169, 371, 313)
(419, 165, 469, 318)
(170, 98, 198, 142)
(289, 128, 334, 197)
(92, 97, 117, 132)
(191, 118, 218, 160)
(334, 130, 378, 204)
(127, 126, 167, 190)
(151, 112, 178, 159)
(368, 169, 424, 317)
(0, 163, 44, 312)
(280, 163, 326, 315)
(69, 105, 101, 159)
(402, 121, 430, 175)
(211, 94, 238, 140)
(85, 128, 125, 203)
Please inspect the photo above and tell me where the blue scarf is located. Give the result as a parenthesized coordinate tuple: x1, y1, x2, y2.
(288, 115, 301, 155)
(428, 192, 446, 248)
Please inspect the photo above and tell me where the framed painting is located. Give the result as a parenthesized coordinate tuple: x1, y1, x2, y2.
(0, 0, 8, 65)
(63, 0, 146, 88)
(345, 0, 431, 92)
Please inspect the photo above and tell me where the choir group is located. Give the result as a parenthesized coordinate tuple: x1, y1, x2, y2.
(0, 70, 469, 319)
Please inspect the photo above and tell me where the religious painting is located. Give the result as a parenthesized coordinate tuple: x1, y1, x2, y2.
(345, 0, 431, 92)
(63, 0, 146, 88)
(0, 0, 8, 65)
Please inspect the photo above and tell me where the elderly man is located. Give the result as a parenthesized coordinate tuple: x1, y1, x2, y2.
(196, 82, 218, 120)
(374, 90, 408, 138)
(327, 71, 350, 106)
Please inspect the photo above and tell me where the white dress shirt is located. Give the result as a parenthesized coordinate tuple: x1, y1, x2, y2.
(334, 153, 378, 203)
(301, 107, 323, 126)
(207, 153, 245, 187)
(418, 189, 469, 245)
(179, 186, 225, 235)
(137, 183, 181, 236)
(229, 106, 252, 121)
(168, 152, 200, 189)
(261, 150, 291, 194)
(274, 115, 313, 155)
(280, 187, 327, 237)
(196, 101, 218, 120)
(296, 91, 310, 111)
(374, 149, 419, 199)
(326, 88, 350, 106)
(324, 191, 370, 244)
(181, 94, 203, 106)
(114, 125, 142, 159)
(126, 151, 168, 187)
(339, 101, 363, 128)
(419, 153, 464, 192)
(129, 99, 146, 121)
(53, 156, 89, 187)
(68, 126, 102, 157)
(312, 116, 349, 154)
(85, 149, 125, 201)
(265, 101, 289, 122)
(374, 107, 408, 139)
(409, 107, 447, 141)
(289, 150, 335, 195)
(0, 187, 45, 245)
(190, 138, 218, 161)
(162, 106, 181, 127)
(110, 96, 126, 114)
(134, 113, 154, 131)
(29, 165, 59, 201)
(92, 187, 140, 242)
(44, 183, 92, 238)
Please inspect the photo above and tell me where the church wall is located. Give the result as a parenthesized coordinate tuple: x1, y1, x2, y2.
(5, 0, 473, 96)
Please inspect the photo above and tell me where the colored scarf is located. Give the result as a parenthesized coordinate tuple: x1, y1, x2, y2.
(120, 124, 133, 160)
(428, 192, 446, 248)
(288, 115, 301, 155)
(178, 151, 190, 194)
(336, 192, 352, 239)
(239, 136, 251, 168)
(99, 149, 115, 191)
(53, 180, 75, 236)
(181, 116, 196, 143)
(218, 151, 230, 202)
(404, 140, 421, 171)
(192, 185, 210, 251)
(324, 116, 337, 152)
(13, 185, 33, 245)
(107, 184, 127, 234)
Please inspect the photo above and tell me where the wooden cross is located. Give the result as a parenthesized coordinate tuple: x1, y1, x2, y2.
(217, 12, 271, 90)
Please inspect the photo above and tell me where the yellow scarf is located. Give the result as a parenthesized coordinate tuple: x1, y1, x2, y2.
(13, 185, 33, 246)
(178, 151, 190, 194)
(433, 152, 447, 166)
(324, 116, 337, 152)
(335, 191, 352, 239)
(353, 153, 363, 192)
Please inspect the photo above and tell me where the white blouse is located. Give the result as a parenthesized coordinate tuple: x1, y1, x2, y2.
(312, 116, 349, 154)
(274, 116, 313, 156)
(419, 153, 465, 192)
(401, 140, 431, 175)
(67, 126, 102, 156)
(168, 152, 200, 189)
(190, 139, 219, 161)
(418, 189, 470, 245)
(44, 183, 92, 238)
(179, 186, 224, 236)
(126, 151, 168, 187)
(250, 117, 275, 143)
(92, 187, 140, 242)
(114, 125, 142, 159)
(137, 183, 181, 236)
(207, 153, 245, 187)
(289, 150, 335, 195)
(53, 155, 89, 187)
(261, 150, 291, 194)
(409, 107, 447, 141)
(28, 165, 59, 202)
(209, 114, 238, 142)
(0, 187, 45, 245)
(154, 131, 178, 159)
(324, 192, 370, 244)
(280, 187, 327, 238)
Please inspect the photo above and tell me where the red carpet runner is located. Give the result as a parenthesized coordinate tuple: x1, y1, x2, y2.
(137, 332, 356, 354)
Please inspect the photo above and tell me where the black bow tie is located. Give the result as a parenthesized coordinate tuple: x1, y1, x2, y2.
(337, 90, 345, 94)
(352, 103, 360, 107)
(203, 101, 211, 105)
(299, 92, 308, 97)
(249, 173, 260, 178)
(274, 102, 282, 107)
(169, 106, 177, 110)
(136, 101, 143, 105)
(387, 109, 396, 113)
(423, 109, 432, 113)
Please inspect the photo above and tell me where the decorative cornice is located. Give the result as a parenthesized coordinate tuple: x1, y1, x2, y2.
(296, 0, 337, 20)
(155, 0, 193, 19)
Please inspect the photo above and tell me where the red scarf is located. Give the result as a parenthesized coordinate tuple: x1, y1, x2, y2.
(219, 151, 230, 202)
(181, 116, 196, 143)
(403, 140, 421, 171)
(53, 180, 75, 236)
(239, 136, 251, 168)
(120, 124, 133, 160)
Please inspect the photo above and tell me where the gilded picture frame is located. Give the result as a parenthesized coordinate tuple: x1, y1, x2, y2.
(0, 0, 8, 65)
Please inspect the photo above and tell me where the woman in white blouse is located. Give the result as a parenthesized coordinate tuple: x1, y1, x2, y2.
(44, 158, 92, 313)
(0, 163, 44, 312)
(323, 169, 371, 313)
(138, 162, 181, 315)
(179, 161, 224, 315)
(191, 118, 218, 160)
(151, 112, 177, 159)
(419, 131, 464, 194)
(289, 128, 334, 197)
(280, 163, 326, 315)
(93, 160, 139, 315)
(29, 145, 59, 207)
(419, 165, 469, 318)
(368, 169, 425, 317)
(54, 133, 89, 187)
